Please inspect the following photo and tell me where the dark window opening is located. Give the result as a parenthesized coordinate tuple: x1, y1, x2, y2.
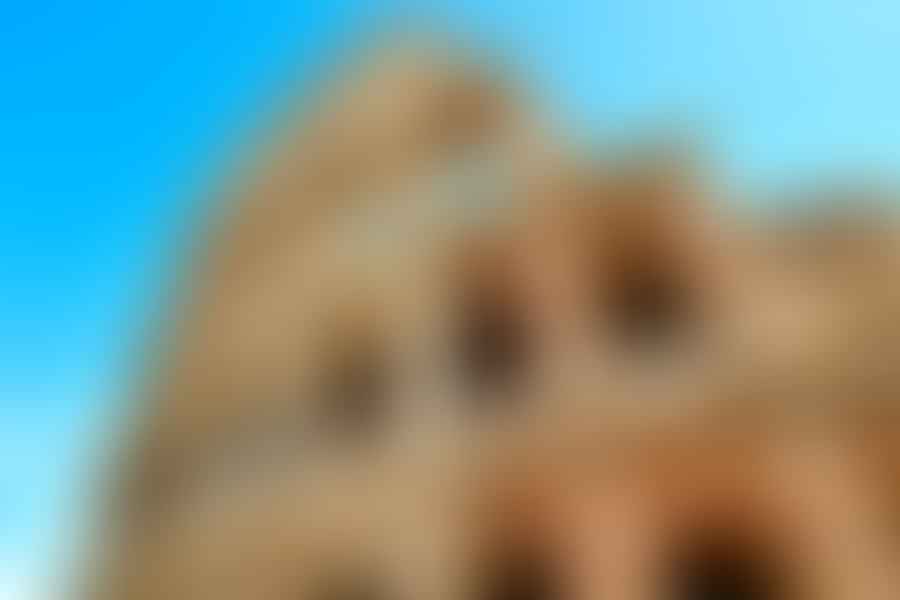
(457, 286, 530, 409)
(667, 530, 787, 600)
(317, 344, 391, 443)
(479, 545, 558, 600)
(605, 256, 695, 352)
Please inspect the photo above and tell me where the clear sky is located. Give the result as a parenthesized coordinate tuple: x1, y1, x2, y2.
(2, 2, 899, 597)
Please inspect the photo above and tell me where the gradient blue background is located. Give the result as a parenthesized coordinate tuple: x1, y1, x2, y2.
(2, 2, 899, 597)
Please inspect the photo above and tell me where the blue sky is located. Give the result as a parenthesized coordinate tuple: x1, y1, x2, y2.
(2, 1, 899, 597)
